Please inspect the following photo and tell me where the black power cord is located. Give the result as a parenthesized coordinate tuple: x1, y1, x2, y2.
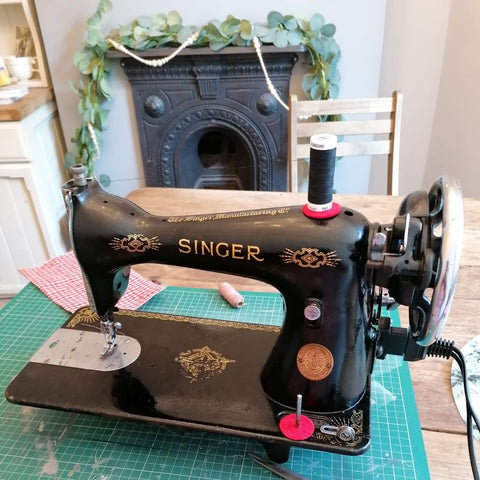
(427, 339, 479, 480)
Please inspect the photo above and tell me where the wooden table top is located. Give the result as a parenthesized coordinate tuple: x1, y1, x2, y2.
(127, 187, 480, 480)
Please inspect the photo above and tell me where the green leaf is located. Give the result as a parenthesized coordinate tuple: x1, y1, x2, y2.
(167, 11, 182, 26)
(296, 16, 309, 31)
(205, 22, 223, 38)
(208, 19, 222, 29)
(157, 36, 175, 47)
(177, 25, 197, 43)
(287, 29, 303, 45)
(99, 77, 111, 99)
(118, 36, 135, 49)
(222, 17, 241, 37)
(231, 33, 244, 46)
(313, 36, 339, 61)
(102, 55, 110, 71)
(273, 30, 289, 48)
(252, 24, 271, 37)
(329, 47, 341, 67)
(308, 36, 324, 55)
(137, 16, 153, 28)
(134, 38, 154, 50)
(151, 14, 167, 30)
(324, 37, 340, 55)
(328, 83, 339, 99)
(311, 74, 327, 100)
(98, 108, 110, 130)
(133, 25, 147, 40)
(320, 23, 336, 37)
(224, 15, 240, 26)
(328, 66, 340, 84)
(282, 15, 297, 31)
(257, 30, 276, 44)
(144, 28, 163, 38)
(73, 50, 85, 66)
(301, 73, 316, 92)
(118, 24, 133, 38)
(98, 174, 111, 187)
(97, 0, 112, 15)
(170, 23, 183, 34)
(86, 11, 101, 29)
(209, 38, 229, 51)
(240, 20, 253, 40)
(310, 81, 325, 100)
(267, 11, 283, 28)
(69, 80, 79, 95)
(310, 13, 325, 32)
(74, 50, 95, 75)
(87, 28, 102, 47)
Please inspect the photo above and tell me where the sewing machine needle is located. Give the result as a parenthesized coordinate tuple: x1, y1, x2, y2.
(248, 453, 311, 480)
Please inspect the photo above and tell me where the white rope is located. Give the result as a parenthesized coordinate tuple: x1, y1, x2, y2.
(252, 36, 289, 111)
(107, 32, 199, 67)
(87, 121, 101, 159)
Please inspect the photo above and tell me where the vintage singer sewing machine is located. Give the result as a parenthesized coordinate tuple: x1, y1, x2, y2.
(6, 136, 463, 462)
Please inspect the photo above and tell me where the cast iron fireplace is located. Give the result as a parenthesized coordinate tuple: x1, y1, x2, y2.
(115, 46, 300, 191)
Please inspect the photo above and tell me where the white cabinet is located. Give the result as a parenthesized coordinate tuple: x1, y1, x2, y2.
(0, 95, 68, 296)
(0, 0, 50, 87)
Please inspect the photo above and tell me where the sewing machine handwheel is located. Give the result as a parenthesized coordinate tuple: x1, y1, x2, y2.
(411, 176, 463, 346)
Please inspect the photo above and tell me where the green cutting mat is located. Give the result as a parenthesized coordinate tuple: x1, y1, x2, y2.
(0, 284, 430, 480)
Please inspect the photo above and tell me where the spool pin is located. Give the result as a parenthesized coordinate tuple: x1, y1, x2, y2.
(218, 282, 244, 308)
(279, 394, 315, 441)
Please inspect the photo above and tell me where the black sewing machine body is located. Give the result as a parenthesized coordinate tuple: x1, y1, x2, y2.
(70, 179, 374, 415)
(6, 165, 463, 463)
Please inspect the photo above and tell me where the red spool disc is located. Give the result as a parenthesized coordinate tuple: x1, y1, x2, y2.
(279, 413, 315, 441)
(302, 202, 341, 219)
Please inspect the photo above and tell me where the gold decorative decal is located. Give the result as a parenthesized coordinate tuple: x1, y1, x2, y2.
(175, 346, 236, 382)
(297, 343, 334, 381)
(167, 208, 291, 223)
(66, 307, 99, 328)
(280, 248, 340, 268)
(65, 308, 280, 333)
(312, 410, 363, 447)
(109, 234, 162, 253)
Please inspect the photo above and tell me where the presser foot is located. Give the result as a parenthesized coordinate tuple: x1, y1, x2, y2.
(100, 314, 122, 358)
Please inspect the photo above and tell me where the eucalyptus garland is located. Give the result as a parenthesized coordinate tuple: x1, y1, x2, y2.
(66, 0, 341, 177)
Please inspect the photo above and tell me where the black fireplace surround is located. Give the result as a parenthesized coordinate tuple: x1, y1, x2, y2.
(117, 47, 300, 191)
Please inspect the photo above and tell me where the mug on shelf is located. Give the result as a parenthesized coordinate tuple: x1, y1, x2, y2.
(4, 56, 38, 82)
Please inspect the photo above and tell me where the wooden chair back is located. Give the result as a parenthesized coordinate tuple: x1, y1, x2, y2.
(288, 91, 403, 194)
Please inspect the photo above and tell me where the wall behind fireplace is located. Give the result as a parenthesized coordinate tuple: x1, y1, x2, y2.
(35, 0, 387, 196)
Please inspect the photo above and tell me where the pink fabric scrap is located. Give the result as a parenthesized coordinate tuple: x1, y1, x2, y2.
(19, 251, 164, 313)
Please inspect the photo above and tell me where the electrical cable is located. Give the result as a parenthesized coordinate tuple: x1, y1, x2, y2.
(427, 340, 479, 480)
(451, 346, 479, 480)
